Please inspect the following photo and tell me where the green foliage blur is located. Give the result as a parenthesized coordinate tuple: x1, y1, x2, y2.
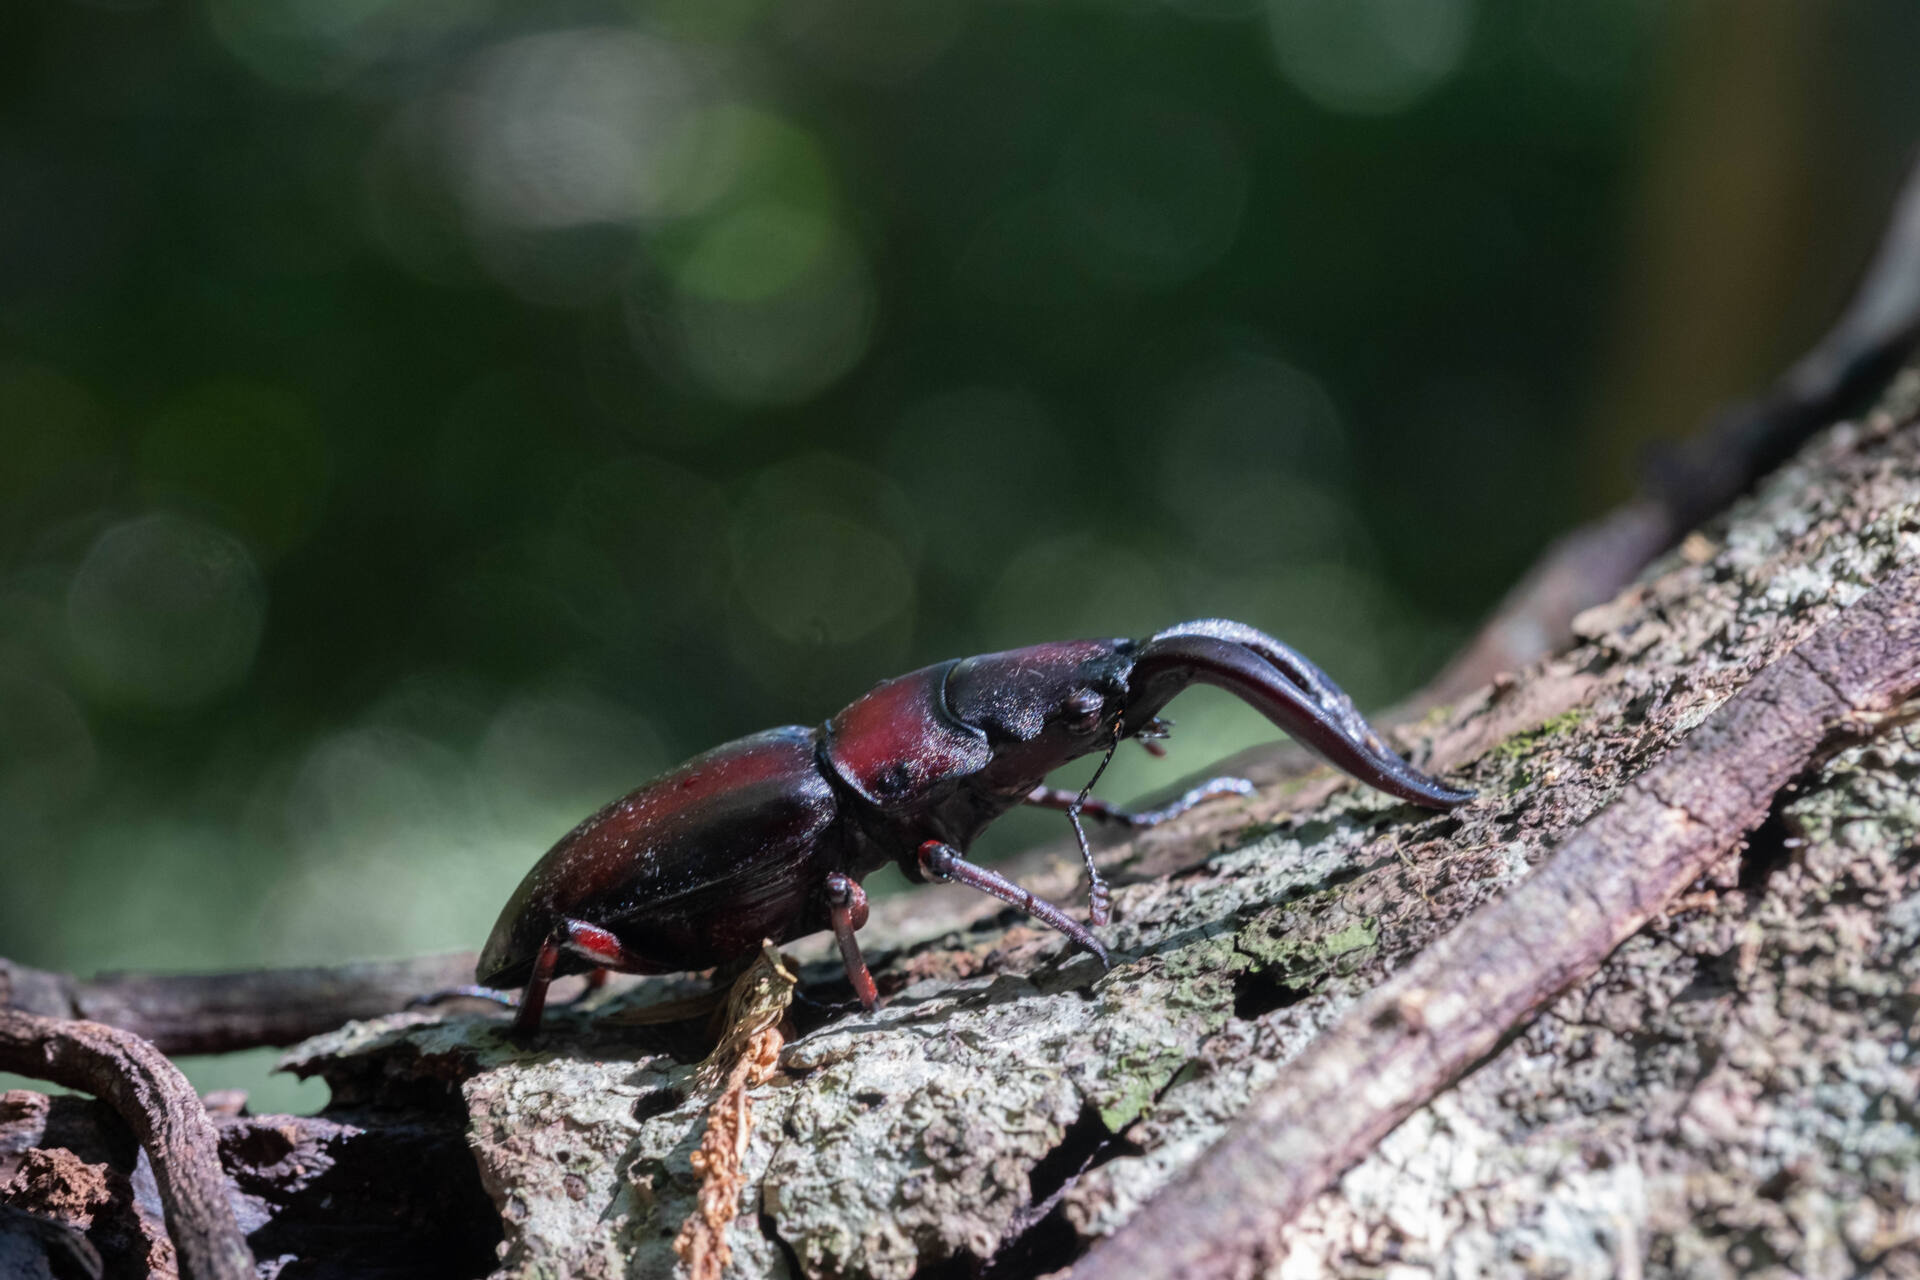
(2, 0, 1917, 1109)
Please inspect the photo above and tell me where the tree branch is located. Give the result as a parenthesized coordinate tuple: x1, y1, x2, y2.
(0, 954, 480, 1057)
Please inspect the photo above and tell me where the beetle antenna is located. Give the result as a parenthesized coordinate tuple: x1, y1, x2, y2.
(1067, 723, 1123, 926)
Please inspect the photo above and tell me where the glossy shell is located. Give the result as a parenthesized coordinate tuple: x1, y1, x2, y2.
(476, 726, 841, 987)
(822, 662, 990, 810)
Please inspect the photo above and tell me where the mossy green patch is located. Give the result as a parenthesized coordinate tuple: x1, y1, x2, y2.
(1089, 934, 1241, 1131)
(1489, 708, 1588, 764)
(1489, 707, 1589, 791)
(1235, 900, 1378, 989)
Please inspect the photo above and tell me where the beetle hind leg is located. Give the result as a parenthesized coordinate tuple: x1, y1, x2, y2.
(511, 920, 644, 1038)
(916, 840, 1111, 970)
(512, 939, 562, 1038)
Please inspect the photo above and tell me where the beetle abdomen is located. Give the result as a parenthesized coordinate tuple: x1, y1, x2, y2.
(476, 725, 840, 987)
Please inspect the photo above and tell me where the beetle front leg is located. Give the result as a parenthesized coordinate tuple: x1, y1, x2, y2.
(916, 840, 1111, 969)
(1024, 778, 1255, 927)
(824, 872, 878, 1010)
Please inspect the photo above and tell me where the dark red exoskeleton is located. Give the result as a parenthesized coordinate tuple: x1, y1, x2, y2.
(476, 619, 1472, 1033)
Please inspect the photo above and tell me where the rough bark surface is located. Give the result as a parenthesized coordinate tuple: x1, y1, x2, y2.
(3, 372, 1918, 1280)
(1072, 562, 1920, 1280)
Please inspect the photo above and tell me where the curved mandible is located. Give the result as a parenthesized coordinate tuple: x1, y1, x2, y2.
(1131, 628, 1473, 810)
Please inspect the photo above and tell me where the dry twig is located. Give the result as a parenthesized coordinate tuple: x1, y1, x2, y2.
(0, 1009, 254, 1280)
(1072, 561, 1920, 1280)
(0, 952, 480, 1056)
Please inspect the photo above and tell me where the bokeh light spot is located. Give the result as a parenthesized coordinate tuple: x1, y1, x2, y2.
(271, 726, 496, 958)
(731, 512, 913, 648)
(478, 688, 665, 821)
(743, 453, 923, 567)
(66, 513, 267, 711)
(778, 0, 966, 85)
(884, 386, 1071, 575)
(1529, 0, 1653, 88)
(453, 30, 692, 228)
(560, 456, 732, 633)
(1051, 101, 1249, 290)
(683, 105, 835, 216)
(983, 534, 1173, 643)
(0, 671, 95, 822)
(1267, 0, 1475, 116)
(205, 0, 455, 90)
(660, 226, 876, 405)
(0, 363, 112, 549)
(675, 203, 834, 302)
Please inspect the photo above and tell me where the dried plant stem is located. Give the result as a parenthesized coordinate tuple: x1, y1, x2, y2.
(674, 946, 797, 1280)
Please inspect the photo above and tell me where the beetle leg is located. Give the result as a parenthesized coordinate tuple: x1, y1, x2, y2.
(824, 872, 878, 1010)
(512, 922, 641, 1037)
(916, 840, 1111, 969)
(559, 918, 644, 970)
(513, 939, 562, 1037)
(1024, 776, 1256, 827)
(1023, 776, 1252, 927)
(409, 983, 515, 1008)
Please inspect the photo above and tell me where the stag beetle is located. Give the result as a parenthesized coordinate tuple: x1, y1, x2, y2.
(477, 619, 1472, 1034)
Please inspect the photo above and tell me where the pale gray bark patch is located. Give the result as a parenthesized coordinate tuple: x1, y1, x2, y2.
(1265, 719, 1920, 1279)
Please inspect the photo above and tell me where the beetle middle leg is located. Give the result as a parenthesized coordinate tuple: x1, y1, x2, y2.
(824, 872, 879, 1011)
(1025, 776, 1255, 927)
(916, 840, 1111, 969)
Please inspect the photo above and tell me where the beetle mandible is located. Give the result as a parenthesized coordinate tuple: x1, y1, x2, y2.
(476, 618, 1472, 1034)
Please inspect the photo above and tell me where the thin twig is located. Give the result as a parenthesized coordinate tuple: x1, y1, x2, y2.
(0, 1009, 254, 1280)
(1070, 562, 1920, 1280)
(1, 952, 479, 1056)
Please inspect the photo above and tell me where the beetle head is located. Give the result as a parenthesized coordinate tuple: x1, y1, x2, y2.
(942, 638, 1139, 781)
(1122, 619, 1473, 808)
(941, 620, 1471, 810)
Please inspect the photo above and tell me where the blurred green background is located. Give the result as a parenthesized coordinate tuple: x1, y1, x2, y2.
(3, 0, 1918, 1112)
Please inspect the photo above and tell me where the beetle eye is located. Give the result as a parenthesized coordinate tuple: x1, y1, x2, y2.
(1063, 690, 1104, 730)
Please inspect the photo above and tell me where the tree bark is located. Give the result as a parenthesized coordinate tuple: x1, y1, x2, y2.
(3, 371, 1919, 1279)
